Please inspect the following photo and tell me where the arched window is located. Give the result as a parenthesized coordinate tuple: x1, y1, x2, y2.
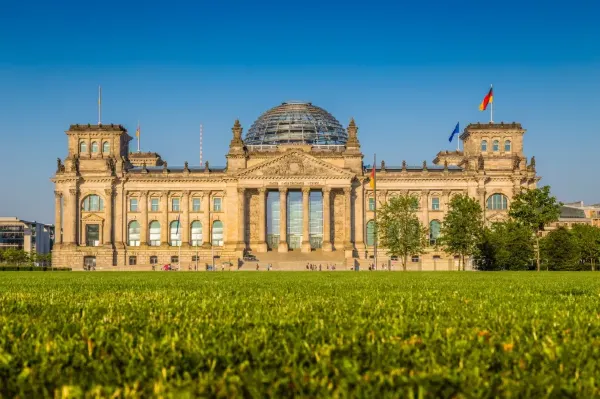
(191, 221, 202, 246)
(366, 220, 375, 246)
(82, 195, 104, 211)
(487, 193, 508, 210)
(212, 220, 224, 247)
(128, 221, 140, 246)
(149, 221, 161, 246)
(504, 140, 511, 152)
(492, 140, 499, 152)
(429, 220, 441, 245)
(91, 142, 99, 153)
(102, 141, 110, 153)
(170, 221, 181, 246)
(481, 140, 487, 151)
(80, 141, 87, 153)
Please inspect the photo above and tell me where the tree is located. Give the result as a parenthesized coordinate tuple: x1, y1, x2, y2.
(541, 227, 580, 270)
(474, 220, 535, 271)
(508, 186, 561, 272)
(571, 224, 600, 271)
(439, 194, 483, 271)
(377, 194, 427, 271)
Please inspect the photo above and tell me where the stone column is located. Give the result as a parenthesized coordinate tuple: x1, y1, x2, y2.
(104, 188, 113, 246)
(140, 191, 148, 245)
(54, 191, 62, 245)
(354, 183, 365, 256)
(421, 189, 430, 226)
(343, 187, 353, 253)
(443, 190, 451, 215)
(237, 188, 246, 250)
(278, 187, 288, 252)
(114, 183, 124, 249)
(182, 191, 190, 247)
(202, 192, 211, 247)
(161, 191, 169, 246)
(322, 187, 332, 252)
(256, 188, 268, 252)
(68, 188, 79, 245)
(477, 188, 486, 223)
(301, 187, 311, 252)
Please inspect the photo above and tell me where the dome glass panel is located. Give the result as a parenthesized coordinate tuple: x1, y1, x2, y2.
(244, 102, 347, 145)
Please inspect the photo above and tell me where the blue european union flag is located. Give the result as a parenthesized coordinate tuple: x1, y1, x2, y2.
(448, 122, 459, 142)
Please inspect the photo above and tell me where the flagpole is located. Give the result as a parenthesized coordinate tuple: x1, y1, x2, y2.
(373, 153, 378, 272)
(490, 84, 494, 123)
(98, 85, 102, 124)
(178, 195, 182, 271)
(137, 120, 140, 152)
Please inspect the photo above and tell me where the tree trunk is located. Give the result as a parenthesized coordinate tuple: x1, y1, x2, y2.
(402, 255, 407, 271)
(592, 258, 595, 272)
(462, 255, 465, 271)
(535, 235, 541, 272)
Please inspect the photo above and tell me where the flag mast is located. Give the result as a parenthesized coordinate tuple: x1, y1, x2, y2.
(136, 120, 141, 152)
(373, 153, 378, 272)
(490, 84, 494, 123)
(98, 85, 102, 124)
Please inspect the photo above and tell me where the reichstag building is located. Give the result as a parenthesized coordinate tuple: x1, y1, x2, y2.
(51, 102, 539, 270)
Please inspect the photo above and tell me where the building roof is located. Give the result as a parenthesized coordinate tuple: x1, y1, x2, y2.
(560, 206, 587, 219)
(244, 102, 347, 146)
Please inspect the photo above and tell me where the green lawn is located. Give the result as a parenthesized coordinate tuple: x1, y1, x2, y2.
(1, 272, 600, 398)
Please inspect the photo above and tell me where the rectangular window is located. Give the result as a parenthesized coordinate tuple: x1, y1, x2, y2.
(85, 224, 100, 247)
(432, 197, 440, 210)
(192, 198, 201, 212)
(192, 255, 199, 262)
(151, 198, 159, 212)
(411, 255, 420, 263)
(368, 198, 375, 211)
(129, 198, 138, 212)
(172, 198, 180, 212)
(128, 256, 137, 265)
(150, 256, 158, 265)
(171, 256, 179, 264)
(213, 198, 222, 212)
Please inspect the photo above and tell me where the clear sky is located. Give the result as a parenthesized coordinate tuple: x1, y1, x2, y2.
(0, 0, 599, 223)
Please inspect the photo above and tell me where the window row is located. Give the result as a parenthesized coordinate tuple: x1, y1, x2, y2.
(128, 220, 224, 247)
(80, 141, 110, 154)
(481, 139, 511, 152)
(366, 220, 442, 246)
(368, 197, 442, 211)
(129, 197, 221, 212)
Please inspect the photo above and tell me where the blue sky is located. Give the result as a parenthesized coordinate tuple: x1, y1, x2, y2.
(0, 0, 599, 223)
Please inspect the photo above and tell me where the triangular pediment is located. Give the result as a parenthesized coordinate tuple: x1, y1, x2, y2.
(237, 150, 354, 179)
(82, 213, 105, 222)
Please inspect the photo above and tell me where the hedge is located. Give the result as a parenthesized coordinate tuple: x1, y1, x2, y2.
(0, 266, 71, 271)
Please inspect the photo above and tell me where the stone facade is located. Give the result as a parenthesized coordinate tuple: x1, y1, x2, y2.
(51, 114, 539, 270)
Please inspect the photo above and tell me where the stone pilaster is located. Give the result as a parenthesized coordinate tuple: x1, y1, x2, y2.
(301, 187, 311, 253)
(161, 191, 168, 246)
(181, 191, 190, 247)
(477, 188, 486, 221)
(278, 187, 288, 252)
(104, 188, 113, 246)
(140, 191, 148, 246)
(237, 188, 246, 251)
(322, 187, 332, 252)
(354, 183, 366, 256)
(343, 187, 354, 255)
(256, 188, 268, 252)
(54, 191, 62, 245)
(202, 192, 211, 247)
(421, 189, 430, 226)
(114, 183, 124, 248)
(68, 188, 79, 245)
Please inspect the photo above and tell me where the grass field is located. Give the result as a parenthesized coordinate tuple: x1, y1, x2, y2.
(1, 272, 600, 398)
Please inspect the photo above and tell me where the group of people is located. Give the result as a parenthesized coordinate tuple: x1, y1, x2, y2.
(367, 263, 391, 271)
(255, 263, 273, 271)
(305, 263, 337, 271)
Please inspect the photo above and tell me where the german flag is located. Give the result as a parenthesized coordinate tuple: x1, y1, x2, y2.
(369, 165, 376, 189)
(479, 87, 493, 111)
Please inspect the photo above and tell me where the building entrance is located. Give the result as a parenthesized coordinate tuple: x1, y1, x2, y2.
(83, 256, 96, 270)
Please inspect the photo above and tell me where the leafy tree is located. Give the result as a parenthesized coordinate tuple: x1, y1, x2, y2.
(475, 221, 535, 271)
(509, 186, 562, 272)
(377, 194, 427, 271)
(439, 194, 483, 271)
(571, 224, 600, 271)
(541, 227, 580, 270)
(2, 248, 29, 265)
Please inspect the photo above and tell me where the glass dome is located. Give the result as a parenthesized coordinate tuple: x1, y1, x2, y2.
(244, 102, 347, 146)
